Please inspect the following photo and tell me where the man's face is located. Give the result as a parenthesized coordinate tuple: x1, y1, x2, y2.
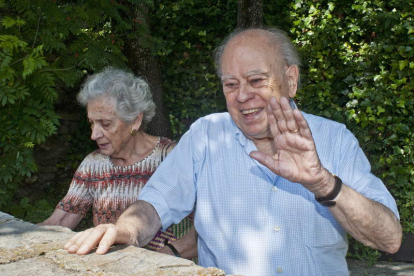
(221, 33, 295, 141)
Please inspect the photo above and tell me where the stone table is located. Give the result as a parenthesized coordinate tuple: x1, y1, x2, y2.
(0, 212, 227, 276)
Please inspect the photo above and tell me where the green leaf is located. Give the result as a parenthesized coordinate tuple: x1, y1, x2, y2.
(2, 17, 16, 28)
(377, 106, 385, 115)
(399, 60, 408, 71)
(22, 57, 36, 79)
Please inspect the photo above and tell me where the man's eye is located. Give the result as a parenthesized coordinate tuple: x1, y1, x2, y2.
(250, 78, 267, 87)
(226, 83, 237, 87)
(251, 78, 264, 83)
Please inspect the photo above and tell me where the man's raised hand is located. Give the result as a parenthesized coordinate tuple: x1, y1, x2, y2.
(250, 97, 330, 194)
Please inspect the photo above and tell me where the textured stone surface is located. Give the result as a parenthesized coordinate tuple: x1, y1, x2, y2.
(0, 212, 226, 276)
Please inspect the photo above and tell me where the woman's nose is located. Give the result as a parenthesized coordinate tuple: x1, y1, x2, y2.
(90, 125, 103, 140)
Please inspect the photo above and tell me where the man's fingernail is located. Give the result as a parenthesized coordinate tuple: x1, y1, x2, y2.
(68, 245, 78, 252)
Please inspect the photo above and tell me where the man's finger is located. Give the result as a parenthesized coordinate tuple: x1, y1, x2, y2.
(68, 228, 94, 253)
(293, 109, 312, 139)
(267, 101, 281, 137)
(66, 228, 95, 254)
(280, 97, 299, 133)
(250, 151, 279, 175)
(65, 231, 85, 250)
(270, 97, 289, 133)
(77, 226, 111, 255)
(96, 226, 118, 254)
(65, 225, 106, 255)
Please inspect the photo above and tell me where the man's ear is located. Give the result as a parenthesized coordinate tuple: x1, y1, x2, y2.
(286, 65, 299, 98)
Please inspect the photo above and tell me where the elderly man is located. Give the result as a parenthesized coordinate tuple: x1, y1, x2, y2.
(65, 28, 401, 276)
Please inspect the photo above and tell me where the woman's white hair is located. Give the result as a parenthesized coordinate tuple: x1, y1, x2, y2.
(77, 67, 156, 128)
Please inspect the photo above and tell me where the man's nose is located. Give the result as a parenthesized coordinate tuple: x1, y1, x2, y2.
(236, 83, 254, 102)
(91, 125, 103, 140)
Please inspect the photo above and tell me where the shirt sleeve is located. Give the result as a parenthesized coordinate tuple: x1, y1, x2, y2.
(139, 124, 202, 231)
(56, 160, 93, 217)
(337, 127, 400, 219)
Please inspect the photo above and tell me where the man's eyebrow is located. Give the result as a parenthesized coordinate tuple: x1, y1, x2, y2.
(221, 75, 235, 81)
(244, 70, 269, 77)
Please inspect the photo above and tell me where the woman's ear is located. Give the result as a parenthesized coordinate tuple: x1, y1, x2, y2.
(286, 65, 299, 98)
(133, 113, 144, 131)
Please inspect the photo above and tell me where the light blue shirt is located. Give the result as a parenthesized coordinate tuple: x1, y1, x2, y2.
(139, 109, 399, 276)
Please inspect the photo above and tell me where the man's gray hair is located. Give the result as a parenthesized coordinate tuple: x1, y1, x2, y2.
(214, 27, 301, 84)
(77, 67, 156, 127)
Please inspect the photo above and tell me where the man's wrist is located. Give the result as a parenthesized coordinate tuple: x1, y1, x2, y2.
(115, 223, 140, 246)
(313, 169, 336, 198)
(164, 239, 181, 257)
(315, 174, 343, 207)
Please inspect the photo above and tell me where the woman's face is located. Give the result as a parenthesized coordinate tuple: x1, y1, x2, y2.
(87, 96, 135, 158)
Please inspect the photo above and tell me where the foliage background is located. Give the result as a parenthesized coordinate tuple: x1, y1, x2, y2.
(0, 0, 412, 261)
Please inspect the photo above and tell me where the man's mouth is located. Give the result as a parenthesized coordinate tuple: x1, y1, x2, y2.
(241, 108, 262, 115)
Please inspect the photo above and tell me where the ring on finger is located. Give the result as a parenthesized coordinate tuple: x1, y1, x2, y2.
(290, 129, 299, 133)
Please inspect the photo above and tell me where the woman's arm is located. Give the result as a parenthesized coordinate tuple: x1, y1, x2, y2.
(38, 209, 83, 230)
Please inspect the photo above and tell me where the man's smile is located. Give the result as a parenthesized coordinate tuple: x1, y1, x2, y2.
(241, 108, 264, 119)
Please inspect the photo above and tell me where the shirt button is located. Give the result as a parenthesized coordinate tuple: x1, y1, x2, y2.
(277, 267, 283, 273)
(274, 226, 280, 232)
(272, 186, 278, 191)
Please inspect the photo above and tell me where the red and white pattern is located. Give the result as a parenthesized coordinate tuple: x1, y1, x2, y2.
(57, 137, 179, 250)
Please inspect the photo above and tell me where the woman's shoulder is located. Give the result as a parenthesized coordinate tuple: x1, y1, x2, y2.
(158, 136, 177, 148)
(156, 136, 177, 159)
(76, 149, 111, 170)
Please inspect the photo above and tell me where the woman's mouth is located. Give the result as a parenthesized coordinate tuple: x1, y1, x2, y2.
(98, 143, 110, 149)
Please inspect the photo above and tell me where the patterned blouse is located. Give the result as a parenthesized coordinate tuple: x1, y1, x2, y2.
(56, 136, 191, 250)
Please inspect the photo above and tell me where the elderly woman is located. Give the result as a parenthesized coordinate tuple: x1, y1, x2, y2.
(40, 67, 196, 259)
